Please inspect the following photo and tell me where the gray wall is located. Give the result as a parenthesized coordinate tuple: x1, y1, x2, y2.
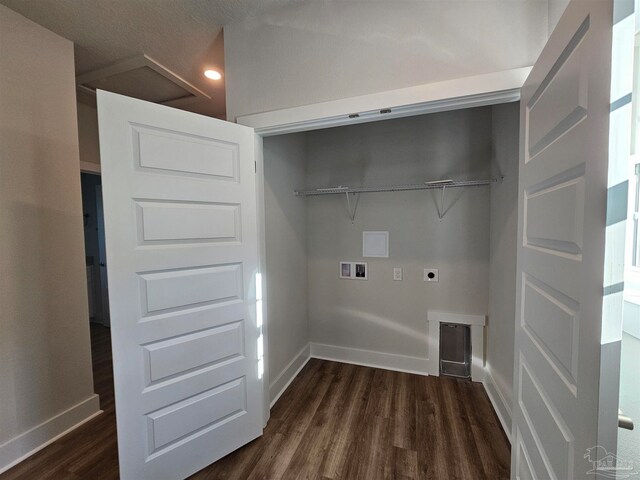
(223, 1, 549, 120)
(548, 0, 570, 33)
(263, 133, 309, 393)
(0, 4, 99, 468)
(263, 105, 521, 416)
(486, 102, 520, 427)
(77, 102, 101, 167)
(305, 109, 493, 359)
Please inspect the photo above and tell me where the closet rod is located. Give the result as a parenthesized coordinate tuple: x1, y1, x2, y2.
(294, 178, 500, 196)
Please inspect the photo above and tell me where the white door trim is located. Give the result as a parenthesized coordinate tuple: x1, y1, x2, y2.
(251, 71, 530, 423)
(239, 67, 531, 136)
(254, 134, 271, 427)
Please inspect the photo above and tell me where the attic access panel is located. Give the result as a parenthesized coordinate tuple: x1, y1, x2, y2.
(76, 54, 210, 107)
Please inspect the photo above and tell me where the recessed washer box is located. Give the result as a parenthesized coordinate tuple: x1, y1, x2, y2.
(339, 261, 368, 280)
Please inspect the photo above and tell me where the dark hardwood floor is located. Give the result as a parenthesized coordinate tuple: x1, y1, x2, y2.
(192, 361, 511, 480)
(1, 325, 510, 480)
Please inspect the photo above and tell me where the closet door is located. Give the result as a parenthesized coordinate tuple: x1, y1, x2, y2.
(513, 1, 615, 479)
(97, 90, 263, 479)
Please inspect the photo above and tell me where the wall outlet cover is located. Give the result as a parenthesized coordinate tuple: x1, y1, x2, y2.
(424, 268, 439, 282)
(393, 268, 402, 281)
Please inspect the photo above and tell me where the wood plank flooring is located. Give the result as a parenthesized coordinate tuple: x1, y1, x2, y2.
(1, 325, 510, 479)
(193, 360, 511, 480)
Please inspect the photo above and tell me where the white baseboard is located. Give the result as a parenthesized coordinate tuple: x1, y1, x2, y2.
(310, 342, 429, 376)
(0, 394, 101, 474)
(483, 369, 512, 443)
(269, 343, 311, 408)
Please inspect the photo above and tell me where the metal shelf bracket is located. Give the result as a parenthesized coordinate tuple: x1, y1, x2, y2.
(345, 191, 360, 223)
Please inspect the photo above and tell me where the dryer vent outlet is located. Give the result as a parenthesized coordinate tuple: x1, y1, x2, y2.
(424, 268, 439, 282)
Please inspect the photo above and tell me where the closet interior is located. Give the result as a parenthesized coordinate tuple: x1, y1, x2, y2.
(261, 102, 520, 422)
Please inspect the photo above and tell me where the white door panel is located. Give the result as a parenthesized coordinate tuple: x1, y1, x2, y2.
(97, 90, 262, 480)
(514, 1, 613, 479)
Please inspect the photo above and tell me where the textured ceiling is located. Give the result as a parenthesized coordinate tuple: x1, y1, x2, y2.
(0, 0, 298, 117)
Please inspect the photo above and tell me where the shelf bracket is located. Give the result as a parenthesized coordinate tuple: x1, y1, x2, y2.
(345, 192, 360, 223)
(437, 185, 447, 220)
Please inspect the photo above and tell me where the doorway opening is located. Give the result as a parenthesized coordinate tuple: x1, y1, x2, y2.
(80, 172, 115, 415)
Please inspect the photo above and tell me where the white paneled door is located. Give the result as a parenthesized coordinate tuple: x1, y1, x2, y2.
(513, 1, 614, 479)
(97, 91, 263, 480)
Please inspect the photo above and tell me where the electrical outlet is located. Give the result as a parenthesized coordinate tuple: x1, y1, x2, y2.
(393, 268, 402, 281)
(424, 268, 439, 282)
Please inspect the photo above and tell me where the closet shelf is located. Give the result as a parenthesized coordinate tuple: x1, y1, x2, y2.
(294, 177, 502, 222)
(294, 178, 500, 196)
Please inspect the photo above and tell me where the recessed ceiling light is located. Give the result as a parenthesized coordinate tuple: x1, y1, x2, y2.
(204, 69, 222, 80)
